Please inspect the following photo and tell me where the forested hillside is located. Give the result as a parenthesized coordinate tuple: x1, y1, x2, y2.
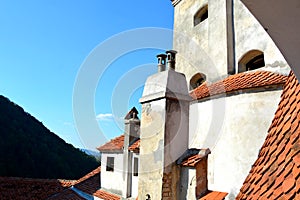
(0, 95, 99, 179)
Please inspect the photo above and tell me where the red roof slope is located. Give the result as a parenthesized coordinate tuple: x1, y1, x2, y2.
(97, 135, 125, 152)
(177, 148, 211, 167)
(236, 71, 300, 199)
(93, 189, 121, 200)
(191, 71, 288, 100)
(199, 191, 228, 200)
(128, 139, 140, 152)
(0, 177, 75, 200)
(181, 154, 205, 167)
(97, 135, 140, 153)
(73, 167, 101, 195)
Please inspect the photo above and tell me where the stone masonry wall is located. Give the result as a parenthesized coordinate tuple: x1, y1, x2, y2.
(162, 172, 173, 199)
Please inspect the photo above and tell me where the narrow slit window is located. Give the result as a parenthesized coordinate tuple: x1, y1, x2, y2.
(133, 157, 138, 176)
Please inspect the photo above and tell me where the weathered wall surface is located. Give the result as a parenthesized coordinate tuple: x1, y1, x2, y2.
(138, 99, 166, 200)
(173, 0, 230, 84)
(189, 89, 282, 199)
(207, 0, 228, 77)
(101, 153, 125, 195)
(165, 99, 189, 168)
(233, 0, 289, 72)
(173, 0, 212, 83)
(172, 0, 289, 88)
(138, 69, 190, 200)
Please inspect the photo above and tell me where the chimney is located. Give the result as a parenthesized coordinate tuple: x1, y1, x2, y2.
(156, 54, 167, 72)
(124, 107, 140, 147)
(123, 107, 140, 198)
(138, 49, 191, 200)
(166, 50, 177, 70)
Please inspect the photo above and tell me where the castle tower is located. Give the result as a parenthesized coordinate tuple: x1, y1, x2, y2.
(171, 0, 289, 89)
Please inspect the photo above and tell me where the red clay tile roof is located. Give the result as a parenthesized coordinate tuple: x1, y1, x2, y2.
(190, 71, 288, 100)
(181, 154, 206, 167)
(73, 167, 101, 195)
(128, 139, 140, 152)
(97, 135, 125, 152)
(236, 71, 300, 199)
(177, 148, 211, 167)
(0, 167, 102, 199)
(199, 191, 228, 200)
(0, 177, 75, 200)
(59, 179, 77, 187)
(97, 135, 140, 152)
(93, 189, 121, 200)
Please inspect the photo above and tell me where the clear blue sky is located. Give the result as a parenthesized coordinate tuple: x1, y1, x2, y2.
(0, 1, 174, 150)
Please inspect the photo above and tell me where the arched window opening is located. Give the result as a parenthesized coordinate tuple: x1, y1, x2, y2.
(238, 50, 265, 73)
(194, 5, 208, 26)
(190, 73, 206, 90)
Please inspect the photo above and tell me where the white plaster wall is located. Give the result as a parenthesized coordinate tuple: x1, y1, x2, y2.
(131, 153, 139, 198)
(207, 0, 228, 78)
(186, 168, 197, 200)
(233, 0, 289, 71)
(101, 153, 125, 195)
(189, 89, 282, 199)
(172, 0, 236, 83)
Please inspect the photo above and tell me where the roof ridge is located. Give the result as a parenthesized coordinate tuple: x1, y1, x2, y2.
(191, 70, 288, 100)
(74, 166, 101, 185)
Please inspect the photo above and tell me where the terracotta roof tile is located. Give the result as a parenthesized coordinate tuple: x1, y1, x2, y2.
(73, 167, 101, 195)
(97, 135, 125, 152)
(237, 71, 300, 199)
(128, 139, 140, 152)
(181, 154, 205, 167)
(190, 71, 288, 100)
(177, 148, 211, 167)
(0, 177, 75, 200)
(198, 190, 228, 200)
(97, 135, 140, 153)
(93, 189, 121, 200)
(0, 167, 101, 199)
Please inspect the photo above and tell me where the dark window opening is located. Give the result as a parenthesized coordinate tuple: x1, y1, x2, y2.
(190, 73, 206, 90)
(133, 157, 138, 176)
(238, 50, 265, 73)
(246, 54, 265, 71)
(106, 157, 114, 172)
(194, 5, 208, 26)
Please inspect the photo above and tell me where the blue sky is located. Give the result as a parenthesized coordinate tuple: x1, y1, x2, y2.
(0, 1, 174, 150)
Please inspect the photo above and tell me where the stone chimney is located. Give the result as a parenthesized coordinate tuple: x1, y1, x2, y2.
(138, 50, 191, 200)
(123, 107, 140, 198)
(157, 54, 167, 72)
(124, 107, 140, 147)
(166, 50, 177, 70)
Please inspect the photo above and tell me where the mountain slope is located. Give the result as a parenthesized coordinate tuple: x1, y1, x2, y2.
(0, 95, 99, 179)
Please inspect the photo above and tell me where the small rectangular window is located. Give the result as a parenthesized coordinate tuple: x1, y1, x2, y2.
(133, 157, 138, 176)
(106, 157, 114, 172)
